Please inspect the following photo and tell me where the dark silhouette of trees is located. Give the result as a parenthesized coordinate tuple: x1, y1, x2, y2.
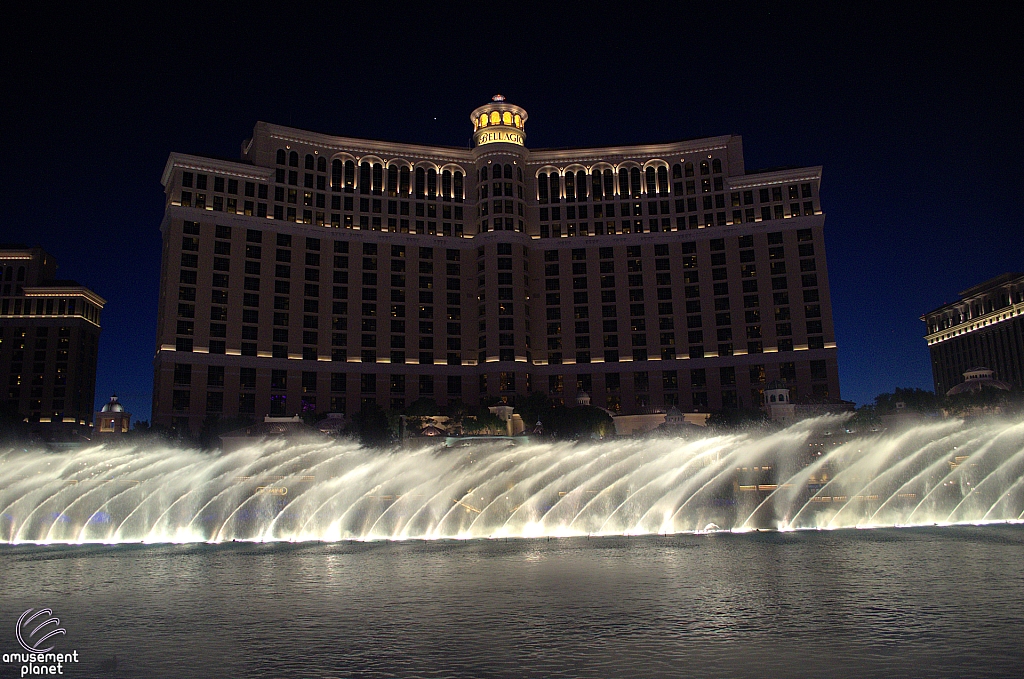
(544, 405, 613, 439)
(352, 401, 391, 446)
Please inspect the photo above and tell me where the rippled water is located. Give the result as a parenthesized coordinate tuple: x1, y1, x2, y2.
(1, 526, 1022, 678)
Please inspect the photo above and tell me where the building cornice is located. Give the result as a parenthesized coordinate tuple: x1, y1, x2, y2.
(161, 153, 274, 187)
(254, 124, 750, 170)
(730, 166, 823, 188)
(23, 286, 107, 307)
(923, 301, 1024, 345)
(258, 122, 475, 164)
(526, 137, 737, 166)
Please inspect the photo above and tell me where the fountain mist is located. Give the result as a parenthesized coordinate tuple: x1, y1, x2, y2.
(2, 415, 1024, 545)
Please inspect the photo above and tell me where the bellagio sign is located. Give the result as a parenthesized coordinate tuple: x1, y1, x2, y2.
(476, 130, 524, 146)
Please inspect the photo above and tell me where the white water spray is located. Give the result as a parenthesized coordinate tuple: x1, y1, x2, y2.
(2, 415, 1023, 545)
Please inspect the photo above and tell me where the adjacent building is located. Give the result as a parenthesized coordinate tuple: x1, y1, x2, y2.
(0, 246, 105, 427)
(153, 96, 840, 432)
(922, 272, 1024, 394)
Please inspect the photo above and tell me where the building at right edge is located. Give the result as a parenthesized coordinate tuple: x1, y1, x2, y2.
(922, 273, 1024, 394)
(152, 98, 840, 431)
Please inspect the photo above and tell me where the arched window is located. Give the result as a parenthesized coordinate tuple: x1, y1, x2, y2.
(276, 149, 286, 165)
(591, 171, 603, 200)
(502, 111, 512, 125)
(399, 167, 410, 195)
(453, 171, 463, 202)
(514, 114, 522, 127)
(387, 166, 398, 196)
(427, 169, 437, 198)
(441, 170, 452, 199)
(630, 167, 642, 198)
(538, 173, 549, 203)
(344, 161, 355, 191)
(504, 164, 512, 179)
(415, 167, 426, 198)
(685, 162, 694, 177)
(479, 115, 488, 128)
(645, 167, 656, 195)
(712, 158, 722, 173)
(480, 166, 488, 182)
(305, 154, 315, 170)
(565, 172, 576, 202)
(317, 156, 327, 173)
(359, 162, 371, 194)
(700, 161, 710, 175)
(331, 159, 342, 191)
(603, 169, 614, 199)
(490, 111, 500, 124)
(517, 167, 523, 182)
(549, 173, 560, 203)
(289, 151, 299, 167)
(672, 164, 682, 179)
(574, 170, 586, 201)
(372, 163, 383, 195)
(657, 166, 669, 196)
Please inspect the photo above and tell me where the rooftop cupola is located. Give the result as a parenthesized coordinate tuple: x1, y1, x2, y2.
(470, 95, 528, 148)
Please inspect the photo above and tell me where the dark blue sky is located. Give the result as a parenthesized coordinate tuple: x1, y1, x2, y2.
(2, 3, 1020, 422)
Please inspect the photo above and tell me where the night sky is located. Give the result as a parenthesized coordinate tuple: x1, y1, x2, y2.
(2, 4, 1020, 422)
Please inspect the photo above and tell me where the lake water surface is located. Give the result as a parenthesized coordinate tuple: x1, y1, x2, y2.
(1, 526, 1022, 678)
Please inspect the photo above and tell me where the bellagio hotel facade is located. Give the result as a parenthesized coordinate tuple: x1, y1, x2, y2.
(153, 96, 839, 432)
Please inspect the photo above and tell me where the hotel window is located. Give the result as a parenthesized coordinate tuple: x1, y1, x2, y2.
(657, 166, 669, 195)
(173, 363, 192, 386)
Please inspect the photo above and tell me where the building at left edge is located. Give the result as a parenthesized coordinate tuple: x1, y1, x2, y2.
(0, 246, 105, 430)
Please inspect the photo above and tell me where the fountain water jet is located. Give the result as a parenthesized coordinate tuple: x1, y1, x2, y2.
(4, 415, 1024, 544)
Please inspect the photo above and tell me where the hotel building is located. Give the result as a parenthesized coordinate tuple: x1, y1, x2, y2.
(153, 96, 839, 432)
(0, 246, 105, 427)
(922, 272, 1024, 394)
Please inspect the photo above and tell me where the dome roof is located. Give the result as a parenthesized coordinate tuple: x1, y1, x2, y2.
(100, 395, 124, 412)
(946, 367, 1012, 396)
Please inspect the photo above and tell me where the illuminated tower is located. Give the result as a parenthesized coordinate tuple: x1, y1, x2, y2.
(471, 94, 528, 150)
(470, 94, 529, 236)
(470, 97, 532, 381)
